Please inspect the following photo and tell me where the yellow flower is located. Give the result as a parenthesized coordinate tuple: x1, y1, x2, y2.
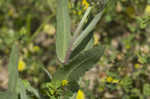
(94, 33, 100, 45)
(61, 80, 68, 86)
(76, 90, 85, 99)
(106, 76, 113, 83)
(78, 10, 82, 15)
(112, 79, 119, 84)
(43, 24, 56, 35)
(18, 59, 26, 72)
(134, 64, 142, 69)
(73, 10, 77, 14)
(126, 6, 135, 18)
(82, 0, 89, 10)
(33, 46, 40, 52)
(125, 44, 130, 49)
(145, 5, 150, 16)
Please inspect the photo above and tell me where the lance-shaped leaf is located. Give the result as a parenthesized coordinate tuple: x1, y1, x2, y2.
(53, 45, 104, 82)
(18, 79, 29, 99)
(8, 44, 19, 99)
(70, 32, 94, 59)
(0, 92, 17, 99)
(23, 80, 40, 98)
(56, 0, 71, 63)
(0, 92, 8, 99)
(73, 7, 92, 37)
(84, 36, 94, 51)
(72, 11, 103, 50)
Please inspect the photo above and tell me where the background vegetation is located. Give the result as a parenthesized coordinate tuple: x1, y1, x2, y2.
(0, 0, 150, 98)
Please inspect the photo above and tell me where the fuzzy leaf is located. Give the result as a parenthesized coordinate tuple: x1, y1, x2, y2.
(0, 92, 17, 99)
(72, 11, 103, 50)
(84, 36, 94, 51)
(73, 7, 92, 37)
(8, 44, 19, 98)
(56, 0, 71, 63)
(53, 45, 104, 81)
(0, 92, 8, 99)
(70, 32, 93, 59)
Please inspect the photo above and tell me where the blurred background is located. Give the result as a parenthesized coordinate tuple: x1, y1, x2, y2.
(0, 0, 150, 98)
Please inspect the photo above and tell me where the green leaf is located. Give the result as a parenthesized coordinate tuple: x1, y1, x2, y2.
(73, 7, 92, 37)
(23, 80, 40, 98)
(72, 11, 103, 50)
(53, 45, 104, 81)
(70, 32, 93, 59)
(120, 76, 133, 93)
(84, 36, 94, 51)
(69, 93, 76, 99)
(42, 66, 52, 80)
(56, 0, 71, 63)
(18, 79, 29, 99)
(143, 83, 150, 96)
(0, 92, 8, 99)
(0, 92, 17, 99)
(8, 44, 19, 96)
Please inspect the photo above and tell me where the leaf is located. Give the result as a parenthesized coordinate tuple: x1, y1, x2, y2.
(23, 80, 40, 98)
(70, 32, 93, 59)
(56, 0, 71, 63)
(73, 7, 92, 37)
(84, 36, 94, 51)
(42, 66, 52, 80)
(0, 92, 17, 99)
(53, 45, 104, 81)
(18, 79, 29, 99)
(143, 83, 150, 96)
(69, 93, 76, 99)
(72, 11, 104, 50)
(8, 44, 19, 97)
(0, 92, 8, 99)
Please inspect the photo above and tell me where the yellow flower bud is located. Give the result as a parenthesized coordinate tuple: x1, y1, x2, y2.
(134, 64, 142, 69)
(61, 80, 68, 86)
(94, 33, 100, 45)
(145, 5, 150, 16)
(126, 6, 135, 18)
(18, 59, 26, 72)
(43, 24, 56, 35)
(78, 11, 82, 16)
(82, 0, 89, 10)
(112, 79, 119, 84)
(33, 46, 40, 52)
(106, 76, 113, 83)
(76, 90, 85, 99)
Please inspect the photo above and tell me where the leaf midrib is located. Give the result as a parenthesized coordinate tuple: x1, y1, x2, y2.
(62, 1, 67, 57)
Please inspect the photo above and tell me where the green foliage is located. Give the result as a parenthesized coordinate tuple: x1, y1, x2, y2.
(18, 79, 29, 99)
(120, 76, 133, 93)
(21, 80, 40, 98)
(143, 83, 150, 96)
(43, 0, 105, 98)
(0, 92, 9, 99)
(1, 0, 150, 99)
(53, 45, 104, 82)
(0, 44, 19, 99)
(0, 92, 17, 99)
(44, 45, 104, 98)
(56, 0, 71, 63)
(72, 11, 103, 50)
(8, 44, 19, 94)
(0, 45, 40, 99)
